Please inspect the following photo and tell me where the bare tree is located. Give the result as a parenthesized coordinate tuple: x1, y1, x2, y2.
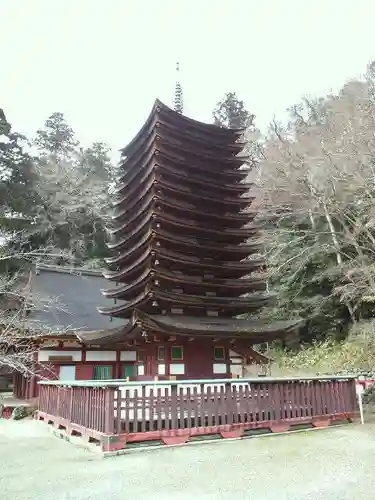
(257, 73, 375, 324)
(0, 245, 73, 380)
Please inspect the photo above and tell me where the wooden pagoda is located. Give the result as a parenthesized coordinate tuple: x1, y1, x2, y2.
(97, 100, 296, 379)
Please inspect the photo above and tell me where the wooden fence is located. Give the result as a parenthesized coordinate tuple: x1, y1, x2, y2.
(37, 376, 358, 452)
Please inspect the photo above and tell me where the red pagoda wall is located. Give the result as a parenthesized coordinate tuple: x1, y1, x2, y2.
(13, 340, 239, 399)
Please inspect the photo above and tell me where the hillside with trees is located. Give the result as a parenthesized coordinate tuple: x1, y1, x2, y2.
(0, 110, 114, 267)
(213, 71, 375, 373)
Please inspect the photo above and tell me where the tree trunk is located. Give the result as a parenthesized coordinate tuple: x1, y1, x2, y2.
(322, 202, 356, 322)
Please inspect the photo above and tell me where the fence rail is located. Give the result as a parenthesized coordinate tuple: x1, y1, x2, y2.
(37, 376, 358, 452)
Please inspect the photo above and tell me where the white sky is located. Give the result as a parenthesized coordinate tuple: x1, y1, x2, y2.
(1, 0, 375, 154)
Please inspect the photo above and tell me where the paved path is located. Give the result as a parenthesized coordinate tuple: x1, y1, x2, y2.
(1, 420, 375, 499)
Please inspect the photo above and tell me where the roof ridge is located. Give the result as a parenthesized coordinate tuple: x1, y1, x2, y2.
(35, 263, 104, 278)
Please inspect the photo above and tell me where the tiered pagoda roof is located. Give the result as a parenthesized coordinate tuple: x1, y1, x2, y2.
(95, 100, 296, 344)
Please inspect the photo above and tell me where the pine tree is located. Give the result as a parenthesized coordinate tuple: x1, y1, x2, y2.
(34, 112, 78, 159)
(213, 92, 254, 129)
(0, 109, 38, 234)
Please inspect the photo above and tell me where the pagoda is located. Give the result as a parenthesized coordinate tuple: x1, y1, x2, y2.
(98, 92, 296, 379)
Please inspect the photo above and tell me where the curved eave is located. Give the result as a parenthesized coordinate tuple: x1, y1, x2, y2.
(113, 175, 253, 211)
(107, 233, 259, 267)
(153, 197, 254, 224)
(104, 247, 262, 283)
(106, 230, 151, 265)
(107, 223, 261, 256)
(107, 212, 151, 250)
(113, 176, 155, 220)
(115, 159, 252, 198)
(153, 211, 260, 239)
(109, 195, 154, 237)
(157, 142, 250, 176)
(120, 99, 244, 170)
(120, 101, 159, 158)
(135, 312, 299, 341)
(155, 268, 266, 291)
(106, 230, 261, 266)
(153, 229, 260, 255)
(153, 288, 271, 309)
(112, 190, 254, 226)
(109, 204, 258, 240)
(157, 120, 246, 154)
(113, 168, 154, 206)
(103, 248, 151, 281)
(117, 142, 156, 190)
(97, 289, 150, 317)
(102, 267, 265, 301)
(77, 322, 140, 345)
(156, 138, 249, 169)
(155, 160, 252, 193)
(154, 247, 263, 272)
(101, 268, 150, 299)
(154, 177, 253, 207)
(157, 100, 243, 137)
(118, 138, 249, 188)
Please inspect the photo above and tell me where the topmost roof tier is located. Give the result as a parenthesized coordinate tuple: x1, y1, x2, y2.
(120, 99, 245, 160)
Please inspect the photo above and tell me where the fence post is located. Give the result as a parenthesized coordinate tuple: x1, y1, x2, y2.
(225, 382, 233, 425)
(69, 387, 74, 422)
(104, 387, 115, 434)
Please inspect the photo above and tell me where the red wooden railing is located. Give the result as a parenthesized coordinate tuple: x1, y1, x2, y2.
(37, 376, 358, 452)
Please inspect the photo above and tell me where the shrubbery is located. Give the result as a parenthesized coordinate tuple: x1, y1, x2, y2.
(270, 320, 375, 376)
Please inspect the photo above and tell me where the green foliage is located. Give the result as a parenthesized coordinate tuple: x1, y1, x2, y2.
(0, 109, 38, 223)
(213, 92, 254, 129)
(34, 112, 78, 159)
(0, 109, 42, 273)
(79, 142, 113, 182)
(260, 212, 352, 342)
(272, 321, 375, 375)
(31, 113, 113, 262)
(362, 385, 375, 404)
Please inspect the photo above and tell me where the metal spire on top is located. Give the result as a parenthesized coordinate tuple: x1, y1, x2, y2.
(173, 62, 183, 114)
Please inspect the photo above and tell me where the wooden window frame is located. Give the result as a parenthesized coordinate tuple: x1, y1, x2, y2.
(214, 346, 225, 361)
(123, 363, 135, 378)
(48, 355, 73, 363)
(93, 365, 112, 381)
(157, 345, 165, 361)
(171, 345, 184, 361)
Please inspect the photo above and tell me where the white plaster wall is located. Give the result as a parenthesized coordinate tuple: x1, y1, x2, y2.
(230, 364, 243, 377)
(213, 363, 228, 374)
(170, 363, 185, 375)
(120, 351, 137, 361)
(138, 364, 145, 376)
(229, 350, 241, 357)
(85, 351, 116, 362)
(38, 350, 82, 362)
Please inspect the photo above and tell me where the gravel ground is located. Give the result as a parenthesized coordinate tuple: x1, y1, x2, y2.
(1, 420, 375, 499)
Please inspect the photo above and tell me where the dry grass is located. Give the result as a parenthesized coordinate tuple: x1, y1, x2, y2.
(267, 321, 375, 377)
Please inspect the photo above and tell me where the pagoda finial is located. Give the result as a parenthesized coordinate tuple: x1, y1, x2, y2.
(173, 61, 183, 114)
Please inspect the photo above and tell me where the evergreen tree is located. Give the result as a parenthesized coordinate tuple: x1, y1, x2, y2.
(0, 109, 38, 234)
(34, 112, 78, 159)
(213, 92, 254, 129)
(79, 141, 113, 182)
(33, 114, 113, 263)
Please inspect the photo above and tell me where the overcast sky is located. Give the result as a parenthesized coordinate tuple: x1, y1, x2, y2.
(1, 0, 375, 154)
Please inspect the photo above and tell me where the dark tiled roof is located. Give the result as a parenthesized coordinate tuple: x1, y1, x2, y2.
(29, 265, 124, 334)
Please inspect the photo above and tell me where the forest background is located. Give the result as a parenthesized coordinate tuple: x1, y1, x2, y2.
(4, 60, 375, 374)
